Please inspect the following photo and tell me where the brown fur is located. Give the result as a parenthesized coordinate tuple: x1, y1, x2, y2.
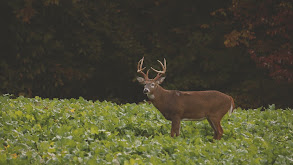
(148, 85, 234, 140)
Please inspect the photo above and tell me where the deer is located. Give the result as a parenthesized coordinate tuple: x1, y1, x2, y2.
(136, 57, 235, 140)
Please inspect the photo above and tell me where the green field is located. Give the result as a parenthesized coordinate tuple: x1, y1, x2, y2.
(0, 95, 292, 164)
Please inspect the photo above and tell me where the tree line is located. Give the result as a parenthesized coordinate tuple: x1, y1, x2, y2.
(1, 0, 292, 108)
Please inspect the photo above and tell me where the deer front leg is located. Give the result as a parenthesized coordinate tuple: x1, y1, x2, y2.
(171, 118, 181, 137)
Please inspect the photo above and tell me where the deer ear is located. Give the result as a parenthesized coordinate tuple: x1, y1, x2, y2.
(156, 77, 165, 84)
(137, 77, 145, 84)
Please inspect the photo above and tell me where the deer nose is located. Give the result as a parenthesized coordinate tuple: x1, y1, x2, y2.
(143, 88, 150, 94)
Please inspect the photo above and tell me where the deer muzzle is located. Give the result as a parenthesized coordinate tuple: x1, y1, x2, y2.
(143, 88, 150, 94)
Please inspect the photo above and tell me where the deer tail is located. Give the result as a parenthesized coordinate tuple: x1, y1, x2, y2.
(229, 96, 235, 116)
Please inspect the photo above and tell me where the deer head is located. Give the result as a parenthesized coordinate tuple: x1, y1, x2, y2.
(137, 57, 166, 96)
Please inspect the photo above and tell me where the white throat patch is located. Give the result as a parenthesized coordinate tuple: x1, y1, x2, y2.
(147, 94, 155, 100)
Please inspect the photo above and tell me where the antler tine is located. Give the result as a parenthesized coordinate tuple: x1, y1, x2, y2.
(152, 58, 167, 80)
(137, 57, 146, 72)
(151, 58, 167, 74)
(137, 57, 149, 80)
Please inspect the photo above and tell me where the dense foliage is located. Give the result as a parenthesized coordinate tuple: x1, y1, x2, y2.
(0, 95, 292, 164)
(1, 0, 292, 108)
(215, 0, 293, 81)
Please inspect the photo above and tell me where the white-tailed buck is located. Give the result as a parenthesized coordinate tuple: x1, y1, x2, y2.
(137, 57, 235, 140)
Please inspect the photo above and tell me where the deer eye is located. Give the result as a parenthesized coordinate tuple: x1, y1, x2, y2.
(151, 83, 155, 88)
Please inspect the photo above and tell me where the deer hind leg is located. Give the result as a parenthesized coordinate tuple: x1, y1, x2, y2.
(171, 118, 181, 137)
(207, 118, 217, 139)
(207, 118, 223, 140)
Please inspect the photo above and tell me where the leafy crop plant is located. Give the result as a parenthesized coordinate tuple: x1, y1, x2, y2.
(0, 95, 292, 164)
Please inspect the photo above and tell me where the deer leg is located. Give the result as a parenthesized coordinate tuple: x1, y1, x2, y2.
(171, 118, 181, 137)
(215, 122, 223, 140)
(213, 120, 223, 140)
(208, 118, 223, 140)
(207, 118, 217, 139)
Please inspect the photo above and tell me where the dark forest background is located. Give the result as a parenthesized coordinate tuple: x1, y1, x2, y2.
(0, 0, 292, 108)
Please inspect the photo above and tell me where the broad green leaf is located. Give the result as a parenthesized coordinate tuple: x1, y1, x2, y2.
(0, 95, 292, 164)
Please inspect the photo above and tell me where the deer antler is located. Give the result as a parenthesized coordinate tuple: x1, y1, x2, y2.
(137, 57, 149, 80)
(151, 58, 167, 80)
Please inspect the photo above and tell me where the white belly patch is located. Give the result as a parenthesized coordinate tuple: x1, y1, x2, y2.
(182, 117, 206, 121)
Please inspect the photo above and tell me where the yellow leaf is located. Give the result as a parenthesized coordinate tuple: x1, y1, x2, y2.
(130, 158, 136, 165)
(11, 153, 17, 159)
(70, 108, 75, 112)
(48, 147, 56, 153)
(15, 110, 23, 117)
(5, 144, 10, 150)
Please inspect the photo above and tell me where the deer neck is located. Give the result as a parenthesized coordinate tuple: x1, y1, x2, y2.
(148, 85, 167, 102)
(148, 85, 171, 115)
